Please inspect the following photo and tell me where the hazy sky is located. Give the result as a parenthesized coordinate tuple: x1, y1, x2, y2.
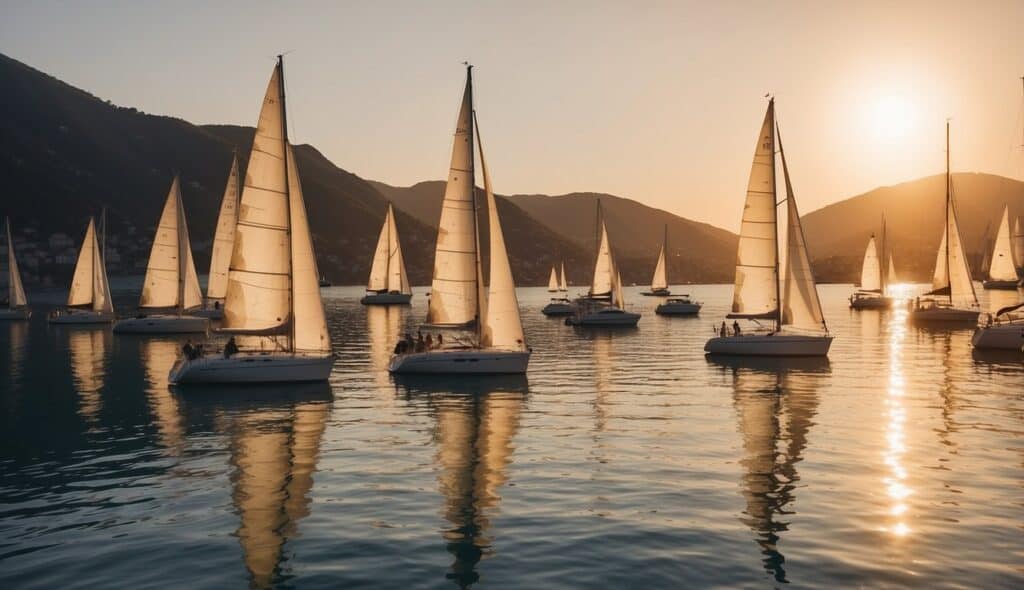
(3, 0, 1023, 231)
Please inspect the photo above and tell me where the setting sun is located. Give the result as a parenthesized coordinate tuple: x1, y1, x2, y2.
(867, 94, 918, 144)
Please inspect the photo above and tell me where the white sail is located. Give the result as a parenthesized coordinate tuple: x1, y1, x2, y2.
(6, 218, 27, 308)
(988, 206, 1017, 281)
(559, 261, 568, 291)
(140, 176, 201, 311)
(367, 207, 392, 292)
(859, 236, 881, 291)
(387, 206, 411, 295)
(92, 218, 113, 314)
(1014, 216, 1024, 271)
(945, 188, 978, 307)
(729, 101, 778, 320)
(931, 228, 948, 292)
(887, 254, 897, 285)
(286, 144, 331, 354)
(547, 267, 558, 292)
(651, 233, 668, 291)
(779, 137, 826, 330)
(590, 221, 614, 297)
(224, 62, 291, 335)
(67, 220, 97, 307)
(207, 154, 240, 303)
(426, 70, 478, 327)
(613, 269, 626, 309)
(477, 121, 525, 351)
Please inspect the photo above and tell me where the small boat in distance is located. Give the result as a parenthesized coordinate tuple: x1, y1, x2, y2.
(114, 176, 209, 334)
(559, 261, 568, 292)
(318, 275, 331, 287)
(389, 65, 530, 374)
(642, 225, 671, 297)
(981, 205, 1020, 289)
(195, 153, 241, 319)
(547, 266, 559, 292)
(565, 200, 641, 327)
(1, 217, 30, 320)
(909, 122, 980, 324)
(651, 224, 703, 315)
(705, 98, 832, 357)
(361, 203, 412, 305)
(849, 218, 896, 309)
(49, 214, 115, 325)
(170, 56, 333, 384)
(542, 260, 574, 316)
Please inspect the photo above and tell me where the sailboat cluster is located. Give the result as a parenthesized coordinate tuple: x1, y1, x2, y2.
(4, 64, 1024, 378)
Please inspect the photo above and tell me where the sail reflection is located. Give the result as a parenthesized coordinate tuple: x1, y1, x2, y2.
(140, 339, 185, 454)
(366, 304, 402, 389)
(67, 329, 109, 426)
(708, 356, 828, 584)
(395, 375, 528, 588)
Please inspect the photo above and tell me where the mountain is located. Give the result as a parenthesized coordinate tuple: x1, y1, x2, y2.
(802, 173, 1024, 282)
(372, 180, 739, 284)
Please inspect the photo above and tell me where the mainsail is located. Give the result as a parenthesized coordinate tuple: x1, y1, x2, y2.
(5, 218, 27, 308)
(367, 204, 411, 294)
(859, 236, 881, 291)
(140, 176, 202, 311)
(67, 219, 113, 312)
(887, 254, 897, 284)
(590, 214, 615, 298)
(928, 124, 978, 307)
(987, 205, 1017, 281)
(426, 69, 478, 327)
(729, 101, 778, 320)
(559, 261, 568, 291)
(207, 154, 241, 304)
(1013, 216, 1024, 272)
(778, 131, 826, 330)
(547, 267, 558, 292)
(931, 229, 948, 292)
(650, 226, 668, 291)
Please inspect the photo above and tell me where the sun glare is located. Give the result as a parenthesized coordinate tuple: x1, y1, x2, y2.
(868, 94, 917, 144)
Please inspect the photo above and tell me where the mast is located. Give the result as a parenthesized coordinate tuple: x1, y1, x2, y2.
(464, 66, 484, 342)
(945, 120, 951, 301)
(385, 203, 392, 291)
(663, 224, 668, 287)
(880, 216, 887, 293)
(100, 208, 106, 304)
(770, 99, 781, 330)
(594, 199, 602, 295)
(278, 55, 295, 350)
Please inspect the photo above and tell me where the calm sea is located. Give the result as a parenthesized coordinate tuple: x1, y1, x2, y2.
(1, 284, 1022, 589)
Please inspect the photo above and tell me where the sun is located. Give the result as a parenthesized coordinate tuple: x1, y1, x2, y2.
(867, 94, 917, 143)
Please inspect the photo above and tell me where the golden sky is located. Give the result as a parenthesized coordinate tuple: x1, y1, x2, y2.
(3, 0, 1023, 231)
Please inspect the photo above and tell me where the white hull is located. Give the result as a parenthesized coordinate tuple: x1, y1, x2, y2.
(655, 301, 701, 316)
(191, 307, 224, 319)
(909, 308, 979, 323)
(49, 310, 115, 324)
(971, 323, 1024, 350)
(0, 308, 30, 320)
(388, 349, 530, 374)
(704, 333, 832, 357)
(169, 352, 334, 384)
(361, 292, 413, 305)
(565, 308, 641, 327)
(113, 314, 209, 334)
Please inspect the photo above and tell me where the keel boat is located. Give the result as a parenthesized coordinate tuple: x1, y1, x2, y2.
(981, 205, 1019, 289)
(565, 201, 640, 327)
(849, 218, 896, 309)
(361, 203, 412, 305)
(49, 215, 115, 325)
(1, 218, 29, 320)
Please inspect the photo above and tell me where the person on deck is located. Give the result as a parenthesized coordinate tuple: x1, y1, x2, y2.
(183, 340, 195, 360)
(224, 336, 239, 359)
(719, 321, 727, 338)
(425, 334, 434, 349)
(732, 320, 741, 336)
(416, 332, 425, 353)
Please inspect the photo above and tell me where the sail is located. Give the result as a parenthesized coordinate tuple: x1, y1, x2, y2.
(1014, 217, 1024, 270)
(547, 267, 558, 291)
(179, 197, 203, 311)
(729, 101, 778, 320)
(650, 234, 668, 291)
(387, 206, 411, 294)
(779, 135, 826, 330)
(945, 187, 978, 307)
(5, 218, 27, 308)
(859, 236, 881, 291)
(590, 221, 614, 297)
(92, 219, 113, 314)
(207, 154, 240, 302)
(287, 145, 331, 354)
(931, 228, 948, 292)
(67, 220, 97, 307)
(987, 206, 1017, 281)
(559, 261, 568, 291)
(887, 254, 897, 285)
(140, 177, 201, 310)
(223, 61, 291, 335)
(426, 69, 478, 327)
(477, 121, 525, 351)
(367, 207, 392, 292)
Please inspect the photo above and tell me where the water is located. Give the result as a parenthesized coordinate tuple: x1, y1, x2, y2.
(1, 284, 1022, 588)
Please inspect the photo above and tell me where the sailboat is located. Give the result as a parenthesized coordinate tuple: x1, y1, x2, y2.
(705, 99, 832, 357)
(169, 56, 334, 384)
(1, 218, 29, 320)
(195, 154, 241, 319)
(547, 266, 559, 292)
(849, 219, 896, 309)
(649, 225, 703, 315)
(559, 261, 568, 292)
(564, 201, 641, 327)
(542, 260, 575, 316)
(360, 203, 413, 305)
(642, 226, 671, 296)
(909, 122, 980, 323)
(981, 205, 1020, 289)
(49, 215, 115, 324)
(114, 176, 208, 333)
(389, 66, 530, 374)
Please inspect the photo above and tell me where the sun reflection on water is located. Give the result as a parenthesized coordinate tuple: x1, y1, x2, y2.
(883, 306, 911, 538)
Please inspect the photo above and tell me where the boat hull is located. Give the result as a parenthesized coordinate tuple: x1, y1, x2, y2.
(565, 310, 641, 327)
(849, 295, 895, 309)
(655, 302, 701, 316)
(641, 289, 671, 297)
(113, 315, 209, 334)
(0, 308, 30, 320)
(169, 352, 334, 384)
(908, 308, 979, 323)
(48, 310, 115, 324)
(191, 307, 224, 319)
(982, 279, 1019, 290)
(388, 349, 530, 374)
(360, 292, 413, 305)
(704, 334, 833, 357)
(541, 302, 575, 316)
(971, 323, 1024, 350)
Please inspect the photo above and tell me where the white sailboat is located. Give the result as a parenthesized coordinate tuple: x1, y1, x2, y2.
(195, 154, 241, 318)
(1, 218, 29, 320)
(849, 218, 896, 309)
(651, 224, 703, 315)
(705, 99, 832, 357)
(361, 203, 413, 305)
(114, 175, 208, 333)
(981, 205, 1019, 289)
(559, 261, 568, 292)
(642, 225, 671, 296)
(542, 261, 574, 316)
(49, 215, 115, 324)
(565, 200, 641, 327)
(910, 122, 980, 324)
(547, 266, 559, 292)
(389, 66, 530, 374)
(170, 56, 334, 384)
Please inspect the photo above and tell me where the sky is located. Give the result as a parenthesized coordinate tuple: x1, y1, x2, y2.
(3, 0, 1023, 231)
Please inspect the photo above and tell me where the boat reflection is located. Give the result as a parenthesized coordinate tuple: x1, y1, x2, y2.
(67, 328, 110, 426)
(140, 338, 185, 455)
(177, 383, 332, 589)
(394, 375, 528, 588)
(707, 355, 828, 584)
(366, 304, 402, 389)
(7, 320, 29, 383)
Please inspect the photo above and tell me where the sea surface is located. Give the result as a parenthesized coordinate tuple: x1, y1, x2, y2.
(1, 283, 1022, 589)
